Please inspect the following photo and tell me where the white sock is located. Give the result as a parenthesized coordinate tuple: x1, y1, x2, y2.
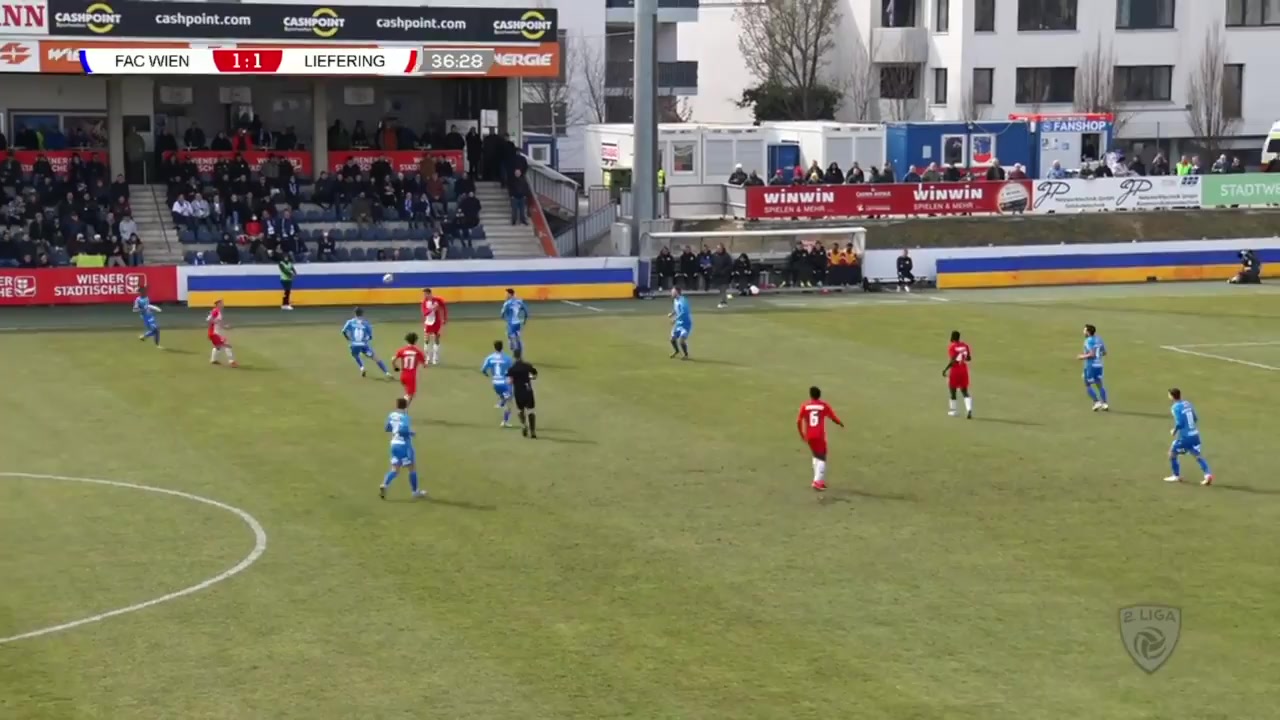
(964, 396, 973, 412)
(224, 347, 235, 362)
(949, 399, 957, 412)
(815, 460, 826, 482)
(431, 340, 440, 362)
(811, 458, 819, 482)
(211, 348, 219, 362)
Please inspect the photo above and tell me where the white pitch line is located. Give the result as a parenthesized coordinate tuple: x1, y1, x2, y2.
(925, 295, 951, 302)
(1171, 341, 1280, 349)
(560, 300, 604, 312)
(1159, 346, 1280, 371)
(0, 472, 268, 645)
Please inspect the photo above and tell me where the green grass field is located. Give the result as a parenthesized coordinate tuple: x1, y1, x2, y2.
(2, 284, 1279, 720)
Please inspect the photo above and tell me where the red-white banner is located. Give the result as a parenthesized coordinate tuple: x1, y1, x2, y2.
(163, 150, 312, 177)
(7, 149, 108, 175)
(744, 180, 1033, 219)
(0, 267, 177, 306)
(328, 149, 465, 175)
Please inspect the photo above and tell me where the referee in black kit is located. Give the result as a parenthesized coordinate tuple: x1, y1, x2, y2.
(507, 350, 539, 439)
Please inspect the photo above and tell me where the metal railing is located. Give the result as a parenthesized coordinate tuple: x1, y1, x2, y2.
(524, 157, 579, 217)
(143, 163, 175, 254)
(605, 61, 699, 90)
(619, 184, 748, 220)
(553, 203, 620, 257)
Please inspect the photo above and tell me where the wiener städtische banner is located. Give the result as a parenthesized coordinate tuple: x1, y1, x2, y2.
(743, 180, 1033, 219)
(0, 268, 178, 306)
(5, 150, 110, 175)
(1032, 176, 1204, 213)
(328, 150, 466, 175)
(163, 151, 313, 177)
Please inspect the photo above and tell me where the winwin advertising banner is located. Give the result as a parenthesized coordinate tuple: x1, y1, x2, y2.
(1033, 176, 1203, 214)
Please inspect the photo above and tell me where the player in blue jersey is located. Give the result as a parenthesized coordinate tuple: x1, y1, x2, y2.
(500, 288, 529, 354)
(1077, 324, 1109, 411)
(668, 287, 692, 359)
(132, 288, 162, 347)
(341, 307, 391, 378)
(1165, 388, 1214, 486)
(480, 340, 515, 427)
(381, 398, 425, 500)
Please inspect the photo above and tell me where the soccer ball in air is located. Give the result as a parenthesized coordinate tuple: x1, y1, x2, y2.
(383, 274, 394, 284)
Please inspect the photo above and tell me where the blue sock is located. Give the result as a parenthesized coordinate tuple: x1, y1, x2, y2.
(1086, 384, 1099, 402)
(409, 471, 419, 493)
(376, 360, 388, 373)
(1170, 456, 1181, 476)
(1194, 455, 1211, 474)
(383, 469, 396, 487)
(352, 350, 364, 369)
(1098, 384, 1108, 403)
(503, 406, 511, 424)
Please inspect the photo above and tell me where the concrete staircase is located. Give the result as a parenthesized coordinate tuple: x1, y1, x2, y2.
(129, 184, 184, 266)
(473, 181, 546, 258)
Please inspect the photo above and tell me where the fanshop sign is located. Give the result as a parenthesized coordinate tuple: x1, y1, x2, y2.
(744, 181, 1033, 219)
(46, 0, 558, 44)
(0, 267, 178, 305)
(1033, 176, 1202, 214)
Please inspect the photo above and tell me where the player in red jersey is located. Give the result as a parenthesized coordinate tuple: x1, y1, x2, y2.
(393, 331, 428, 405)
(421, 288, 448, 365)
(797, 386, 844, 491)
(942, 330, 973, 418)
(206, 299, 237, 367)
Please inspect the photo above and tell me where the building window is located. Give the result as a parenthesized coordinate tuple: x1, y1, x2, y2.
(672, 142, 695, 173)
(1116, 0, 1174, 28)
(522, 102, 568, 136)
(973, 68, 994, 104)
(1017, 0, 1078, 30)
(1224, 63, 1244, 118)
(605, 96, 633, 124)
(1115, 65, 1173, 102)
(1015, 67, 1075, 104)
(1225, 0, 1280, 25)
(883, 0, 918, 27)
(935, 0, 950, 31)
(880, 65, 921, 99)
(933, 68, 949, 104)
(975, 0, 996, 30)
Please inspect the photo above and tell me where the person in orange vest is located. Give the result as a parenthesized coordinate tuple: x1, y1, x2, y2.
(843, 243, 861, 287)
(828, 244, 846, 287)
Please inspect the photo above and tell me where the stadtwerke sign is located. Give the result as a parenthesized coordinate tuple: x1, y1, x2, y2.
(46, 0, 557, 44)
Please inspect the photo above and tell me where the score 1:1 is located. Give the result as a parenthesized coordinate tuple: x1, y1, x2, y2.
(211, 49, 284, 73)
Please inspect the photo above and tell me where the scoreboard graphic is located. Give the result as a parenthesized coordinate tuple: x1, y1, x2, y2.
(78, 47, 502, 76)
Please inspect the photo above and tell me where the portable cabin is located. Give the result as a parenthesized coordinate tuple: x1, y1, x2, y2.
(522, 132, 560, 170)
(765, 122, 886, 180)
(1012, 113, 1115, 175)
(582, 123, 767, 190)
(884, 121, 1034, 177)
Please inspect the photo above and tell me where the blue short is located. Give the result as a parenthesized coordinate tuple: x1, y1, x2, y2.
(493, 382, 512, 399)
(1171, 434, 1203, 455)
(1083, 366, 1104, 383)
(350, 344, 374, 358)
(144, 320, 158, 331)
(390, 443, 416, 467)
(507, 323, 524, 338)
(672, 325, 691, 340)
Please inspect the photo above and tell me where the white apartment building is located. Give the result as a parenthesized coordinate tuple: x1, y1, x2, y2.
(680, 0, 1280, 163)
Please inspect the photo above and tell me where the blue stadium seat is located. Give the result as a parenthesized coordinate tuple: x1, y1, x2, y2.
(184, 251, 196, 264)
(334, 247, 350, 262)
(53, 248, 70, 265)
(474, 245, 494, 259)
(238, 247, 252, 264)
(341, 228, 359, 242)
(472, 226, 487, 241)
(349, 247, 366, 262)
(413, 246, 429, 261)
(338, 206, 352, 222)
(454, 247, 474, 260)
(179, 230, 196, 244)
(196, 227, 216, 244)
(389, 227, 409, 241)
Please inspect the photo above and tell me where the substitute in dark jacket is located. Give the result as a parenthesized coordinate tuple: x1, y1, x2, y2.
(786, 242, 808, 287)
(677, 246, 699, 290)
(655, 246, 677, 290)
(731, 253, 753, 294)
(896, 249, 914, 292)
(808, 242, 828, 286)
(711, 244, 734, 307)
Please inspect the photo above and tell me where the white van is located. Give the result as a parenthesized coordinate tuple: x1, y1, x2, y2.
(1264, 121, 1280, 166)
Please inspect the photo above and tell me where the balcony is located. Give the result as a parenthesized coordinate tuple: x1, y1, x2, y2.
(605, 60, 698, 96)
(871, 26, 928, 64)
(605, 0, 699, 24)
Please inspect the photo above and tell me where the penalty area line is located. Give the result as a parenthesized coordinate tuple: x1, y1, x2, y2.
(0, 472, 268, 645)
(560, 300, 605, 312)
(1159, 346, 1280, 371)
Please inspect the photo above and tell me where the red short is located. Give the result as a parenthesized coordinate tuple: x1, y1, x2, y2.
(401, 374, 417, 396)
(948, 371, 970, 391)
(424, 321, 443, 336)
(209, 333, 227, 348)
(806, 437, 827, 458)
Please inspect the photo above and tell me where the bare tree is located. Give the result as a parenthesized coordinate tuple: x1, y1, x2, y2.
(878, 59, 920, 122)
(844, 41, 878, 121)
(660, 97, 694, 123)
(573, 37, 609, 125)
(959, 87, 985, 123)
(1074, 35, 1128, 135)
(523, 38, 574, 136)
(735, 0, 841, 119)
(1186, 25, 1239, 160)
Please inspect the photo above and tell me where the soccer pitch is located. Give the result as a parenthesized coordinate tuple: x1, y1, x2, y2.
(2, 283, 1278, 720)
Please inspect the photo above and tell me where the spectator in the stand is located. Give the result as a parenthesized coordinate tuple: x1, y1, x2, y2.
(769, 169, 788, 185)
(444, 125, 466, 150)
(985, 159, 1006, 181)
(328, 120, 351, 151)
(106, 234, 127, 267)
(254, 124, 273, 149)
(508, 168, 530, 226)
(0, 129, 6, 151)
(376, 120, 398, 151)
(728, 164, 749, 185)
(677, 246, 698, 290)
(744, 170, 764, 186)
(455, 191, 481, 244)
(316, 231, 336, 262)
(351, 192, 374, 225)
(1150, 153, 1170, 176)
(184, 122, 207, 149)
(126, 233, 144, 266)
(351, 120, 370, 148)
(843, 162, 863, 183)
(466, 128, 482, 177)
(1008, 163, 1028, 180)
(791, 166, 805, 185)
(881, 161, 897, 182)
(1175, 155, 1192, 175)
(313, 171, 336, 209)
(655, 246, 676, 290)
(921, 163, 942, 182)
(172, 193, 195, 230)
(1045, 159, 1067, 179)
(210, 132, 232, 151)
(785, 241, 807, 287)
(217, 232, 239, 264)
(902, 165, 922, 183)
(1127, 155, 1146, 176)
(1, 151, 19, 184)
(277, 126, 298, 151)
(1230, 156, 1246, 173)
(44, 125, 66, 150)
(192, 193, 210, 226)
(428, 229, 446, 259)
(944, 162, 964, 181)
(823, 163, 844, 184)
(731, 252, 752, 294)
(232, 128, 254, 152)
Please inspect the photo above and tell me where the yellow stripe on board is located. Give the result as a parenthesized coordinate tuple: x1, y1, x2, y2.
(935, 263, 1274, 289)
(188, 283, 636, 308)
